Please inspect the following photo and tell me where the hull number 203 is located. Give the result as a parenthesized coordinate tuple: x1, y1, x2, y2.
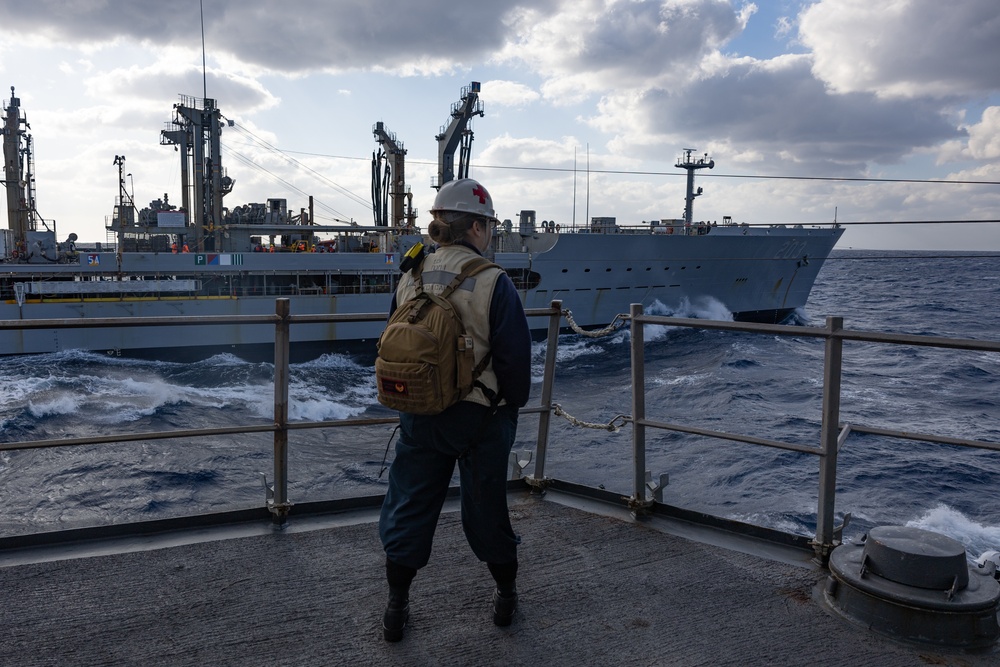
(774, 239, 808, 260)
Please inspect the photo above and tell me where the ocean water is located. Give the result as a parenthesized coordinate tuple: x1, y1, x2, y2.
(1, 249, 999, 560)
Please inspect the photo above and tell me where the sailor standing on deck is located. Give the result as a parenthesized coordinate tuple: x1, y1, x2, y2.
(377, 178, 532, 642)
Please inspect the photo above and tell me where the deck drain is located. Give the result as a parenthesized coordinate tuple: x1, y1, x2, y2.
(822, 525, 1000, 649)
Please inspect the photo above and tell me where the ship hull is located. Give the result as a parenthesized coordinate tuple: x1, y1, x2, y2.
(510, 224, 842, 327)
(1, 226, 843, 359)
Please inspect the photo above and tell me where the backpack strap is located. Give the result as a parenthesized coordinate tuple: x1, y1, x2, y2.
(408, 256, 499, 320)
(439, 257, 500, 300)
(412, 260, 426, 295)
(448, 258, 504, 409)
(412, 255, 497, 293)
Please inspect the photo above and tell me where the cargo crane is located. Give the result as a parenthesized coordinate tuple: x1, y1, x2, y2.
(2, 87, 72, 263)
(435, 81, 483, 188)
(372, 121, 415, 229)
(160, 95, 235, 252)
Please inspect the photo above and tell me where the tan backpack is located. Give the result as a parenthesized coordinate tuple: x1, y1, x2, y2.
(375, 257, 499, 415)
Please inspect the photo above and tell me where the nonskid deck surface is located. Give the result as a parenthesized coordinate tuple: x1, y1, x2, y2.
(1, 492, 991, 666)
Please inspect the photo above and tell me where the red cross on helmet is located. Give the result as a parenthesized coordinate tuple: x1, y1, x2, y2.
(430, 178, 497, 222)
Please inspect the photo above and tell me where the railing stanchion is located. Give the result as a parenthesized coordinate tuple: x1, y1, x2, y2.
(630, 303, 648, 510)
(271, 298, 292, 524)
(814, 316, 844, 564)
(528, 300, 562, 488)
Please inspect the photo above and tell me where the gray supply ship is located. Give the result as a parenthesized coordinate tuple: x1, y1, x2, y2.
(1, 83, 843, 360)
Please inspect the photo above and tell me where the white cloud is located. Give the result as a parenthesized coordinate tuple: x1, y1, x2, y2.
(502, 0, 750, 101)
(480, 80, 540, 108)
(84, 63, 278, 115)
(965, 107, 1000, 160)
(588, 54, 962, 172)
(480, 133, 579, 169)
(774, 15, 793, 39)
(800, 0, 1000, 99)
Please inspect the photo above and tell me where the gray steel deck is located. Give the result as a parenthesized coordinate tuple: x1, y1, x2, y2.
(1, 489, 995, 666)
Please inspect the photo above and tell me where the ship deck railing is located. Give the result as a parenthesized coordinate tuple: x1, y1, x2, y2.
(2, 300, 999, 565)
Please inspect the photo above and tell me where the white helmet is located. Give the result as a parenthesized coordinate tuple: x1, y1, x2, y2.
(430, 178, 497, 221)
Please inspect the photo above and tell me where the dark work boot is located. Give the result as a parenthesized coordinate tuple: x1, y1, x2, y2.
(487, 560, 518, 627)
(382, 590, 409, 642)
(492, 587, 518, 627)
(383, 558, 416, 642)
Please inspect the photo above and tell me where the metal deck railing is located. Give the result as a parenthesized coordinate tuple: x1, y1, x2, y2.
(620, 305, 1000, 562)
(2, 300, 998, 564)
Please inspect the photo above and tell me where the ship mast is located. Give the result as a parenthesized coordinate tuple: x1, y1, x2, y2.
(676, 148, 714, 224)
(435, 81, 483, 188)
(3, 87, 34, 253)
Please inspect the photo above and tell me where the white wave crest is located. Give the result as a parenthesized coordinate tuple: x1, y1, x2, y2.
(5, 356, 375, 426)
(237, 376, 372, 422)
(641, 297, 733, 342)
(554, 339, 606, 363)
(28, 394, 83, 418)
(288, 397, 368, 422)
(0, 376, 57, 405)
(906, 504, 1000, 561)
(651, 371, 712, 388)
(297, 353, 367, 371)
(528, 338, 606, 381)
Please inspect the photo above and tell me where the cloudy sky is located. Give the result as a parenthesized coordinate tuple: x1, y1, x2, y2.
(2, 0, 999, 250)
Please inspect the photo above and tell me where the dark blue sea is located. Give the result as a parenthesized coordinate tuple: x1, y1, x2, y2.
(2, 249, 999, 560)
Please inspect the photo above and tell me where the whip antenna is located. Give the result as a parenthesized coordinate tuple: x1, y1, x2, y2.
(199, 0, 208, 99)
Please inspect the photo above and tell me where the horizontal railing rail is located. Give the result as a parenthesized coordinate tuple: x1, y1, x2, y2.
(0, 417, 405, 453)
(633, 315, 1000, 352)
(837, 423, 1000, 452)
